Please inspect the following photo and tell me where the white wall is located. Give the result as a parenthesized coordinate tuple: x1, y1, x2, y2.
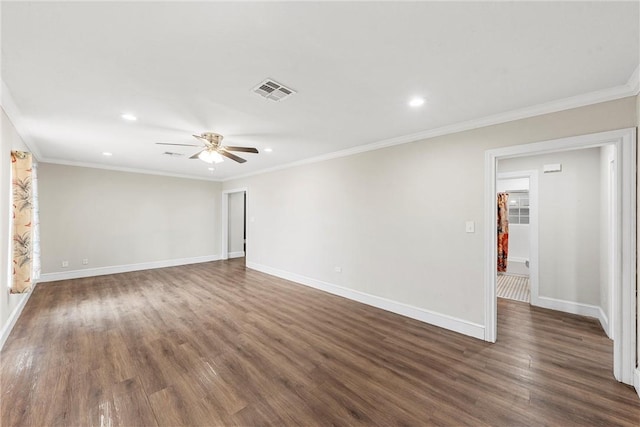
(228, 191, 245, 257)
(499, 148, 602, 306)
(223, 97, 636, 334)
(38, 164, 222, 277)
(0, 107, 31, 344)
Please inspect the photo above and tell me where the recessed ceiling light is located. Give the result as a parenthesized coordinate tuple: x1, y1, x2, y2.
(121, 113, 137, 121)
(264, 148, 273, 152)
(208, 167, 215, 171)
(102, 152, 112, 156)
(409, 97, 425, 107)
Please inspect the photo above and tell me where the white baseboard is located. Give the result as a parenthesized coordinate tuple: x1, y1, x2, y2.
(228, 251, 245, 259)
(0, 282, 37, 351)
(598, 306, 611, 339)
(535, 297, 611, 338)
(246, 262, 485, 340)
(634, 368, 640, 399)
(39, 255, 221, 282)
(535, 296, 602, 320)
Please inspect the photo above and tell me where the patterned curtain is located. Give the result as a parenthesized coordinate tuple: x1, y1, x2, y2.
(497, 192, 509, 273)
(11, 151, 34, 293)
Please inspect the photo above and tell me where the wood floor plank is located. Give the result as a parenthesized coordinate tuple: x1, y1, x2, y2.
(2, 258, 639, 426)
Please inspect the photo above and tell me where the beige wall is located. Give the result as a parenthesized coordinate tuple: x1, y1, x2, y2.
(224, 96, 637, 327)
(38, 164, 221, 274)
(499, 148, 602, 306)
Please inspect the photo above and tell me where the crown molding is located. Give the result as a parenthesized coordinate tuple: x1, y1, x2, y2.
(1, 80, 43, 160)
(39, 158, 222, 182)
(224, 71, 640, 182)
(4, 62, 639, 185)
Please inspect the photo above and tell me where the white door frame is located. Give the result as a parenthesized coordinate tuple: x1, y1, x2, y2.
(484, 128, 636, 386)
(496, 170, 539, 305)
(221, 187, 248, 260)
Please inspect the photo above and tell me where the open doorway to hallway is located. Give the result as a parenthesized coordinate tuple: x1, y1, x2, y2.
(222, 187, 248, 264)
(484, 128, 636, 386)
(496, 172, 534, 304)
(228, 191, 246, 262)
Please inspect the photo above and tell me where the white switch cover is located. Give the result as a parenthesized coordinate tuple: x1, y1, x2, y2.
(61, 260, 69, 268)
(465, 221, 475, 233)
(334, 266, 342, 273)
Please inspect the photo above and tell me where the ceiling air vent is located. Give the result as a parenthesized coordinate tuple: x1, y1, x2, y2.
(252, 78, 296, 102)
(163, 151, 184, 157)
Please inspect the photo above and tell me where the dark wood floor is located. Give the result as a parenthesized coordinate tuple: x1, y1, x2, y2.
(2, 259, 639, 426)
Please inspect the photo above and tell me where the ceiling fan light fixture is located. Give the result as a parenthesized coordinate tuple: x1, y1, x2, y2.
(198, 150, 224, 164)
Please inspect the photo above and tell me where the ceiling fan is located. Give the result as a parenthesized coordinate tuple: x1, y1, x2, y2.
(156, 132, 259, 164)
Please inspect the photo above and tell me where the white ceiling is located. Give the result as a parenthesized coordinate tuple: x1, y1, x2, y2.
(2, 1, 638, 181)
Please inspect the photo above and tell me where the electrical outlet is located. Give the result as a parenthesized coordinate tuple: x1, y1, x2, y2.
(61, 260, 69, 268)
(82, 258, 89, 265)
(334, 266, 342, 273)
(465, 221, 475, 233)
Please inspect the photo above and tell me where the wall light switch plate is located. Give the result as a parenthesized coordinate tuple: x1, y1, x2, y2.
(61, 260, 69, 268)
(465, 221, 475, 233)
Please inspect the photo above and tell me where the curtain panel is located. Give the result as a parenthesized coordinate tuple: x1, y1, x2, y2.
(497, 192, 509, 273)
(11, 150, 34, 293)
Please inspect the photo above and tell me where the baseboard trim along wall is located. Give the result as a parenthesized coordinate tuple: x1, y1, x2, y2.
(39, 255, 221, 282)
(228, 251, 246, 259)
(247, 261, 485, 340)
(598, 306, 611, 339)
(535, 295, 604, 324)
(0, 284, 36, 351)
(634, 368, 640, 399)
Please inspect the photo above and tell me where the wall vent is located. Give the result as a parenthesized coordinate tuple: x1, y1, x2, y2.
(252, 78, 296, 102)
(163, 151, 184, 157)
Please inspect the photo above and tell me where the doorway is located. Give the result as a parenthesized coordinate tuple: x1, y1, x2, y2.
(221, 187, 248, 261)
(484, 128, 636, 386)
(496, 171, 538, 305)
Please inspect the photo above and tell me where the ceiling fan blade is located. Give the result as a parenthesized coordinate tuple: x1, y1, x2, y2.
(219, 150, 247, 163)
(156, 142, 200, 147)
(192, 134, 206, 140)
(189, 150, 205, 159)
(223, 146, 259, 153)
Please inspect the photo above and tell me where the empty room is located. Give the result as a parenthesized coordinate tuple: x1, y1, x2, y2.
(1, 1, 640, 426)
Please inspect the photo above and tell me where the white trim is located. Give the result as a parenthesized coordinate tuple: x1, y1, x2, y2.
(224, 82, 638, 183)
(506, 257, 528, 264)
(247, 261, 485, 340)
(535, 296, 601, 319)
(39, 159, 220, 182)
(598, 306, 611, 339)
(0, 284, 36, 351)
(484, 128, 636, 386)
(618, 129, 636, 385)
(38, 255, 220, 282)
(228, 251, 245, 259)
(4, 69, 637, 184)
(221, 188, 247, 261)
